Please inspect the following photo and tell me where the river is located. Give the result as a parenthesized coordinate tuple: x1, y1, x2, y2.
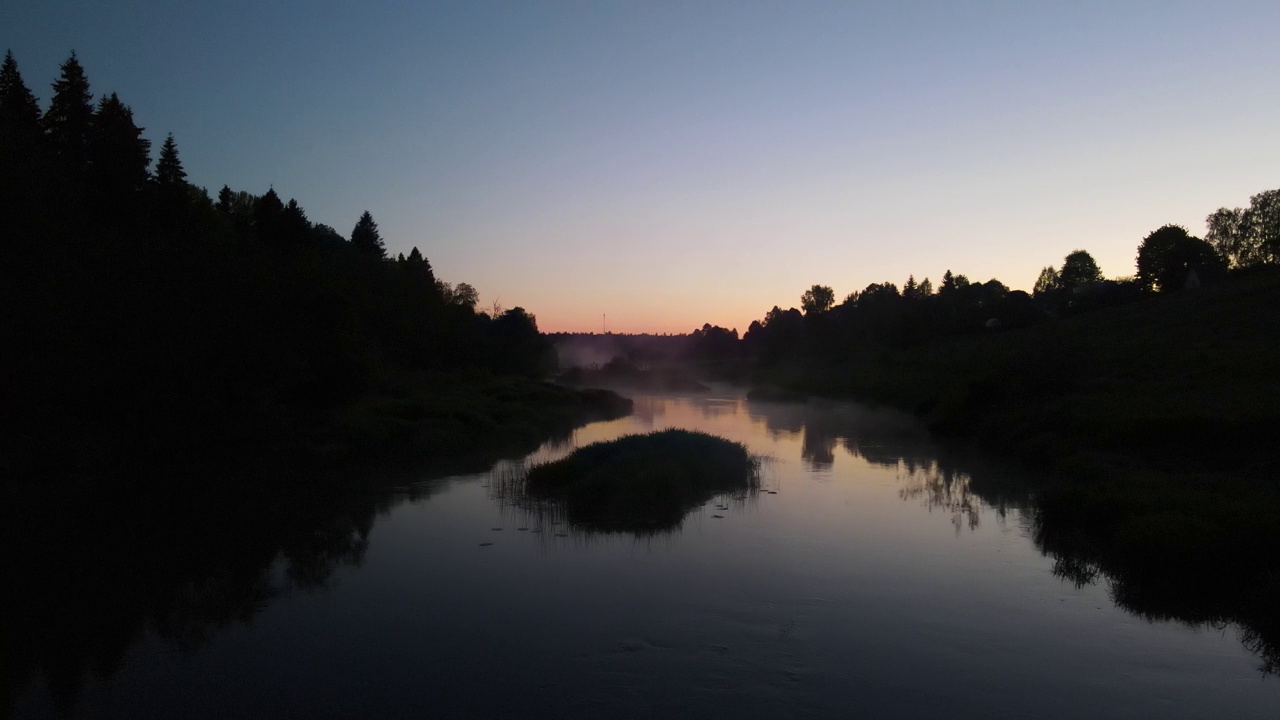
(10, 391, 1278, 718)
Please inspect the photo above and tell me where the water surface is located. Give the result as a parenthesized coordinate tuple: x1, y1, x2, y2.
(12, 393, 1278, 718)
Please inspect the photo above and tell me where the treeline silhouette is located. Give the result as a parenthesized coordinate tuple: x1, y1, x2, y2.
(738, 210, 1274, 362)
(1, 51, 559, 479)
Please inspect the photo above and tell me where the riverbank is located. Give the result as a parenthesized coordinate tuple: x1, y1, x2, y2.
(3, 371, 632, 495)
(754, 269, 1280, 672)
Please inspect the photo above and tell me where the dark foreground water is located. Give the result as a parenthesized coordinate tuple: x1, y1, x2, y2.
(11, 393, 1279, 718)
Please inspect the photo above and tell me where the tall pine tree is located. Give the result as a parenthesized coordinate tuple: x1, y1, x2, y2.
(351, 211, 386, 259)
(89, 92, 151, 223)
(0, 50, 42, 150)
(0, 50, 45, 225)
(254, 187, 284, 245)
(44, 51, 94, 170)
(154, 133, 187, 187)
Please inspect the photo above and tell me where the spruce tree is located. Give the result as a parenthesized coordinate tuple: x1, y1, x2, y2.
(351, 211, 386, 259)
(154, 133, 187, 187)
(406, 246, 436, 285)
(0, 50, 42, 146)
(282, 198, 311, 245)
(44, 51, 94, 169)
(0, 50, 44, 217)
(89, 93, 151, 216)
(216, 185, 233, 213)
(254, 187, 284, 244)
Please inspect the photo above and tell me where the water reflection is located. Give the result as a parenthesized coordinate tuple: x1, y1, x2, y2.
(7, 392, 1278, 717)
(2, 476, 444, 714)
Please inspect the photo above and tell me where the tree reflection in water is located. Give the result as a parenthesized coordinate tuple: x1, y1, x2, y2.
(742, 395, 1279, 676)
(2, 475, 442, 714)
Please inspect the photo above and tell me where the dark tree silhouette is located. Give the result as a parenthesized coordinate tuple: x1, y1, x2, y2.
(405, 246, 436, 285)
(1206, 190, 1280, 269)
(1058, 250, 1102, 290)
(88, 93, 150, 220)
(800, 284, 834, 315)
(281, 198, 311, 246)
(351, 210, 386, 259)
(0, 50, 45, 239)
(154, 133, 187, 188)
(254, 187, 284, 244)
(0, 49, 42, 152)
(44, 51, 94, 170)
(1033, 266, 1059, 297)
(903, 275, 921, 300)
(1135, 225, 1224, 292)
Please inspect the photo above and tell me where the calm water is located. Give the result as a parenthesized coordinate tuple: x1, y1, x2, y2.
(12, 392, 1279, 718)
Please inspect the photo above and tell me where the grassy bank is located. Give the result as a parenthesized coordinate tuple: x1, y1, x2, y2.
(522, 430, 759, 532)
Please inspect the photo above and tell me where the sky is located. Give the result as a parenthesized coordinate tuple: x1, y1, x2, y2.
(7, 1, 1279, 333)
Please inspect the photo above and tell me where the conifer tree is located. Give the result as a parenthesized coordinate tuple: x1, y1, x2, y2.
(406, 246, 437, 286)
(44, 51, 94, 169)
(940, 270, 956, 295)
(254, 187, 284, 244)
(0, 50, 44, 217)
(154, 133, 187, 188)
(903, 275, 919, 300)
(351, 211, 386, 259)
(0, 50, 42, 148)
(89, 93, 151, 212)
(216, 185, 234, 213)
(282, 198, 311, 245)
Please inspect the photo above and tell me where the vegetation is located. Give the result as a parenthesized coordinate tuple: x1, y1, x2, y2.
(520, 430, 759, 532)
(0, 51, 626, 486)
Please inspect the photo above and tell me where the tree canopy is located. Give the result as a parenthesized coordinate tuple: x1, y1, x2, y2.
(1058, 250, 1103, 290)
(800, 284, 835, 315)
(1136, 225, 1224, 292)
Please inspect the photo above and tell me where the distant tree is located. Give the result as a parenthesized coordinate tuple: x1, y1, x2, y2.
(1206, 207, 1250, 268)
(1206, 190, 1280, 268)
(1254, 189, 1280, 264)
(858, 281, 901, 304)
(88, 93, 150, 214)
(44, 51, 94, 169)
(405, 246, 436, 283)
(0, 49, 42, 154)
(254, 187, 284, 244)
(800, 284, 835, 315)
(918, 277, 933, 297)
(1033, 266, 1059, 297)
(216, 184, 234, 213)
(938, 270, 969, 295)
(453, 282, 478, 309)
(1135, 224, 1224, 292)
(281, 198, 311, 245)
(310, 223, 344, 247)
(903, 275, 920, 301)
(0, 50, 45, 222)
(437, 280, 478, 309)
(154, 133, 187, 188)
(1058, 250, 1102, 290)
(350, 210, 385, 258)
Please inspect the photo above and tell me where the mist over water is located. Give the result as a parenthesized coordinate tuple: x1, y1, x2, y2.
(11, 391, 1277, 719)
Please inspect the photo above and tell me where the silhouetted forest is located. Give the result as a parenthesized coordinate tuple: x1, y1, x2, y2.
(0, 51, 612, 483)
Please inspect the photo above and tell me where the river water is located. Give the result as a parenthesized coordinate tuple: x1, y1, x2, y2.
(11, 392, 1279, 718)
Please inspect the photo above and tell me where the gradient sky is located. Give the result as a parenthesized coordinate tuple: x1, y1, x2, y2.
(8, 1, 1278, 333)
